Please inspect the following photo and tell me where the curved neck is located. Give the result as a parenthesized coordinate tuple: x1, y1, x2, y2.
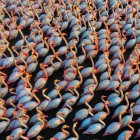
(36, 107, 43, 114)
(118, 49, 122, 60)
(32, 52, 38, 64)
(38, 0, 43, 9)
(20, 135, 29, 140)
(26, 77, 32, 89)
(105, 102, 110, 115)
(15, 8, 20, 17)
(90, 56, 94, 67)
(136, 63, 140, 74)
(56, 8, 62, 18)
(56, 114, 65, 123)
(89, 35, 94, 43)
(65, 13, 69, 22)
(44, 38, 49, 49)
(101, 96, 106, 103)
(31, 34, 37, 43)
(56, 55, 62, 63)
(50, 44, 56, 55)
(119, 37, 125, 54)
(54, 80, 58, 86)
(73, 8, 77, 18)
(125, 94, 129, 107)
(115, 21, 120, 33)
(135, 14, 137, 29)
(0, 17, 3, 24)
(1, 117, 10, 122)
(33, 93, 40, 104)
(23, 112, 29, 121)
(82, 16, 87, 27)
(0, 105, 6, 113)
(41, 66, 48, 80)
(135, 46, 139, 61)
(6, 43, 14, 58)
(119, 113, 122, 125)
(70, 46, 76, 58)
(3, 8, 11, 19)
(88, 21, 93, 31)
(128, 124, 134, 132)
(2, 79, 8, 88)
(44, 17, 51, 26)
(75, 32, 79, 42)
(18, 29, 30, 49)
(61, 0, 66, 9)
(77, 69, 83, 84)
(63, 35, 68, 47)
(37, 136, 44, 140)
(73, 123, 79, 139)
(118, 64, 123, 75)
(0, 72, 7, 78)
(50, 45, 62, 63)
(18, 104, 26, 113)
(9, 88, 16, 95)
(120, 89, 124, 99)
(92, 71, 98, 86)
(130, 104, 134, 117)
(66, 103, 72, 112)
(62, 126, 70, 136)
(74, 89, 79, 98)
(20, 54, 27, 68)
(28, 10, 35, 19)
(132, 30, 136, 39)
(9, 99, 16, 108)
(20, 8, 27, 18)
(104, 22, 109, 31)
(108, 67, 112, 81)
(70, 61, 76, 73)
(14, 60, 21, 71)
(88, 86, 94, 95)
(42, 91, 51, 101)
(99, 119, 106, 127)
(19, 117, 28, 130)
(67, 1, 72, 11)
(81, 45, 86, 56)
(56, 89, 62, 100)
(77, 23, 81, 30)
(37, 115, 44, 128)
(119, 0, 123, 9)
(43, 4, 47, 14)
(20, 75, 27, 87)
(121, 51, 126, 66)
(5, 22, 10, 30)
(85, 102, 93, 116)
(117, 72, 122, 83)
